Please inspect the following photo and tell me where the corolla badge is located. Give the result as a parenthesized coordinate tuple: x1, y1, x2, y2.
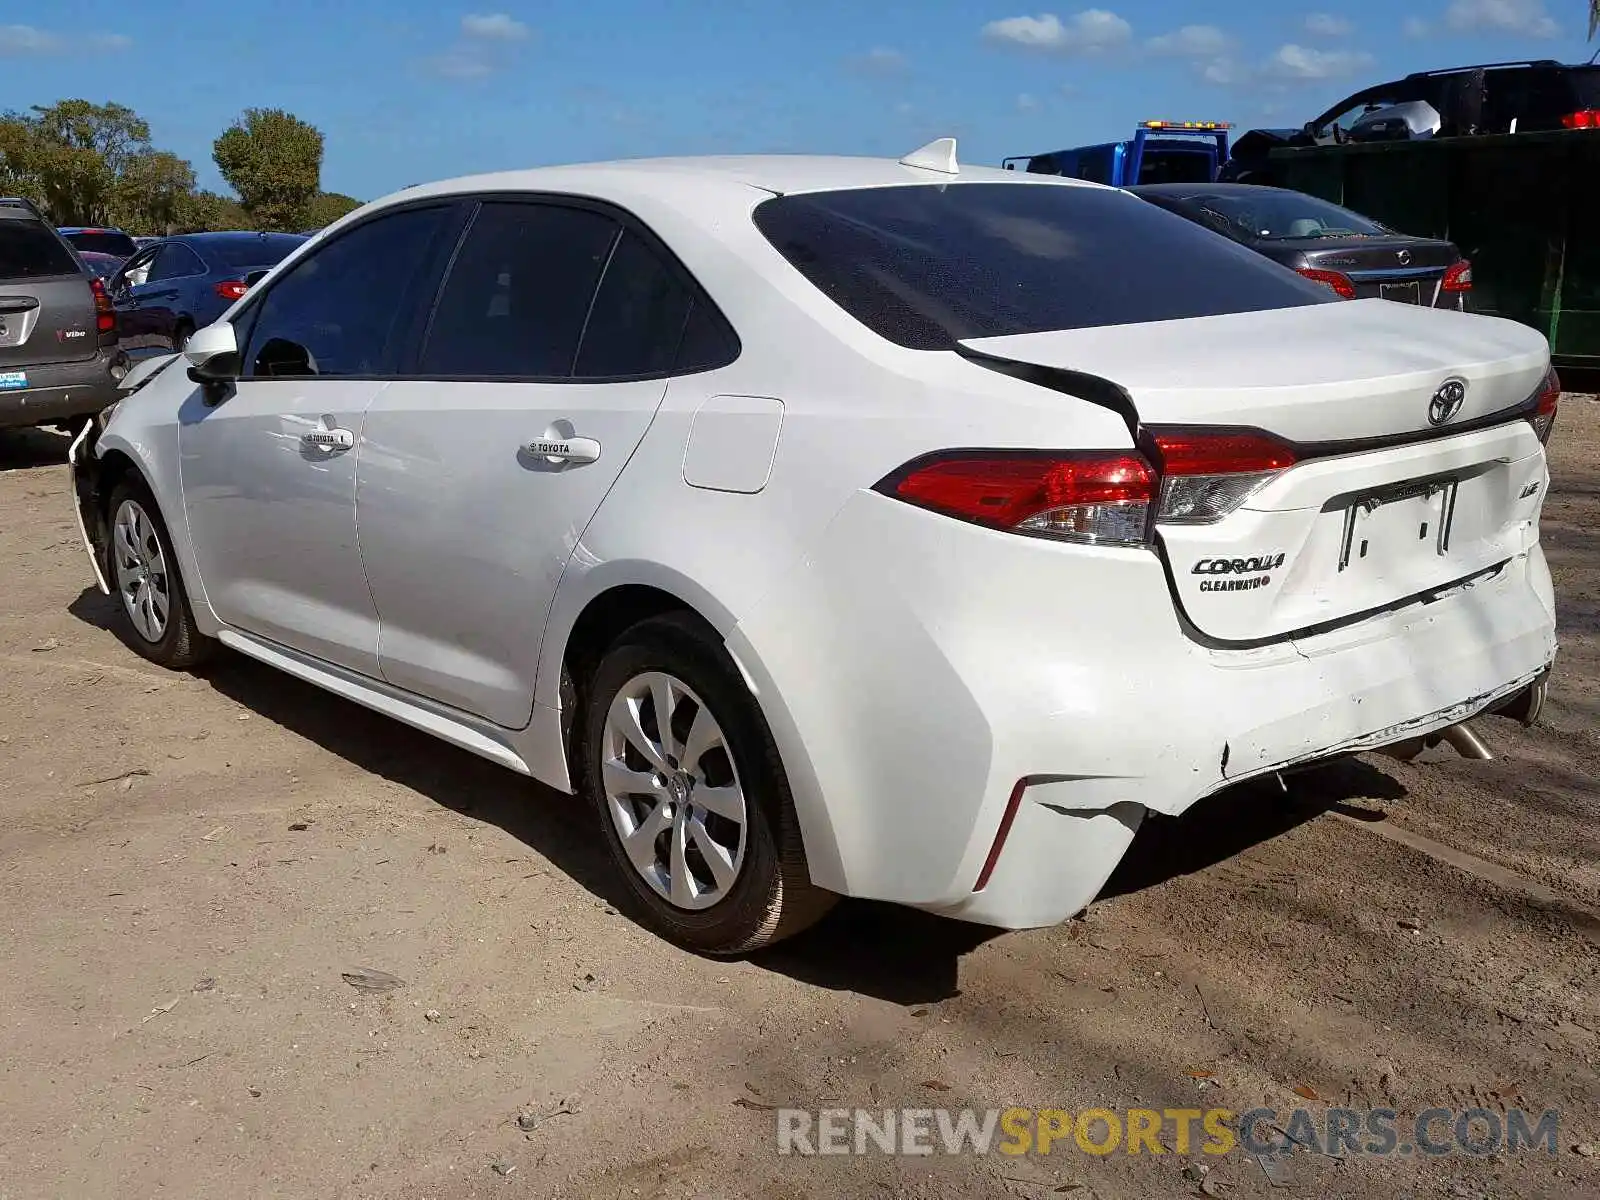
(1429, 377, 1467, 426)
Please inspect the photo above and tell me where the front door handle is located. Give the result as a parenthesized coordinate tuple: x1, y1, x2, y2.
(303, 427, 354, 452)
(525, 435, 600, 465)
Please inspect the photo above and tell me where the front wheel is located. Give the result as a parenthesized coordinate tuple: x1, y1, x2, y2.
(582, 614, 835, 956)
(107, 479, 215, 670)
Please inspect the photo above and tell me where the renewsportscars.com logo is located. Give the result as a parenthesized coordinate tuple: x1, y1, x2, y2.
(775, 1106, 1562, 1159)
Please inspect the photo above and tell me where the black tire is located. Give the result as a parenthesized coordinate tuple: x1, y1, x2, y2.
(581, 613, 835, 956)
(105, 477, 215, 670)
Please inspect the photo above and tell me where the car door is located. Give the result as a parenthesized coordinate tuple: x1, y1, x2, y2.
(178, 201, 462, 677)
(108, 247, 158, 354)
(356, 198, 727, 728)
(136, 243, 206, 348)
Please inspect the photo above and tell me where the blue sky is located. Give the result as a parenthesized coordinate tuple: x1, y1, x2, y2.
(2, 0, 1595, 202)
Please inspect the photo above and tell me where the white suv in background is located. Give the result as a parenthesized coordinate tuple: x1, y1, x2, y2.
(70, 142, 1559, 955)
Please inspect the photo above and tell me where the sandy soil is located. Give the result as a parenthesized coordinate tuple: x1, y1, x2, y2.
(0, 401, 1596, 1200)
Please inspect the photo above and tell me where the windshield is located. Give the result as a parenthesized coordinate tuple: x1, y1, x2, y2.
(62, 229, 138, 258)
(202, 234, 305, 269)
(752, 182, 1332, 351)
(1168, 190, 1393, 240)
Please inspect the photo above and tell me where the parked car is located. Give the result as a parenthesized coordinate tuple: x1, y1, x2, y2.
(1223, 59, 1600, 181)
(76, 251, 126, 281)
(107, 231, 305, 356)
(1, 198, 123, 432)
(57, 226, 139, 259)
(69, 145, 1559, 955)
(1128, 182, 1472, 308)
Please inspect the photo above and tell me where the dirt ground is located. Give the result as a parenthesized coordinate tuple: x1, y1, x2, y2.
(0, 401, 1596, 1200)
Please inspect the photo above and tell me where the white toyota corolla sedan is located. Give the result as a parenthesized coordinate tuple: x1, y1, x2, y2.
(68, 141, 1559, 955)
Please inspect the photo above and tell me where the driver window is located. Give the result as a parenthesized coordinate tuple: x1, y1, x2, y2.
(240, 205, 452, 380)
(146, 244, 202, 283)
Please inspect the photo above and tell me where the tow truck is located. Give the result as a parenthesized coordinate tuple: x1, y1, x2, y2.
(1002, 120, 1232, 186)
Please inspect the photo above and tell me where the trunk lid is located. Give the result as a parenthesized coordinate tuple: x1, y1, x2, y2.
(1292, 235, 1459, 277)
(961, 301, 1551, 643)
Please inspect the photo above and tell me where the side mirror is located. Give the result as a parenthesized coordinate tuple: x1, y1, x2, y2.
(184, 321, 238, 368)
(244, 268, 270, 287)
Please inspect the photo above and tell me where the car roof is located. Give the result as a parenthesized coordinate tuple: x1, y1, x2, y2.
(390, 152, 1102, 207)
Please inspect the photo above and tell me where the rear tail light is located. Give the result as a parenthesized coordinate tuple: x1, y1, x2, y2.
(89, 277, 115, 335)
(1296, 267, 1356, 299)
(877, 429, 1299, 545)
(880, 452, 1155, 546)
(1149, 429, 1298, 524)
(1530, 366, 1559, 443)
(1441, 260, 1473, 293)
(215, 280, 250, 301)
(1560, 110, 1600, 129)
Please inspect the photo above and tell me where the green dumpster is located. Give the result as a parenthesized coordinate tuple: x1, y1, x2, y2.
(1265, 130, 1600, 370)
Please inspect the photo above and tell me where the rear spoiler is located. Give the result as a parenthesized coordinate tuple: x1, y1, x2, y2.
(118, 352, 179, 394)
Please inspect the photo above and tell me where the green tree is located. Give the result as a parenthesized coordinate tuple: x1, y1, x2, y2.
(304, 191, 362, 229)
(22, 100, 152, 224)
(175, 190, 252, 233)
(213, 109, 324, 231)
(114, 150, 197, 234)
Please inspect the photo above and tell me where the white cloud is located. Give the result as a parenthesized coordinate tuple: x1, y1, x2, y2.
(982, 10, 1133, 55)
(461, 12, 529, 40)
(1403, 16, 1432, 35)
(0, 25, 132, 55)
(0, 24, 59, 54)
(1017, 92, 1042, 111)
(1201, 58, 1249, 85)
(1303, 13, 1354, 36)
(1266, 43, 1376, 79)
(845, 47, 909, 75)
(1444, 0, 1558, 36)
(1147, 24, 1233, 57)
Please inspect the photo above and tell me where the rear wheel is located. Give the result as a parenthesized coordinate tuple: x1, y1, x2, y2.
(107, 478, 214, 670)
(581, 614, 835, 955)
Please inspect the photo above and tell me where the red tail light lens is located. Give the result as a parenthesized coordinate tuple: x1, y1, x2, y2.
(1297, 267, 1356, 299)
(881, 451, 1156, 546)
(1560, 110, 1600, 129)
(1530, 366, 1559, 443)
(1441, 260, 1473, 293)
(215, 280, 250, 301)
(1149, 428, 1298, 523)
(88, 277, 116, 334)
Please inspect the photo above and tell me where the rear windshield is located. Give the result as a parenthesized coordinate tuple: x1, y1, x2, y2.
(61, 229, 137, 258)
(202, 234, 305, 270)
(1137, 148, 1217, 185)
(752, 182, 1333, 351)
(1162, 189, 1392, 240)
(0, 219, 81, 280)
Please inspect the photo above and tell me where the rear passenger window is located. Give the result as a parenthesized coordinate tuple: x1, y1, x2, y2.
(421, 202, 619, 378)
(573, 230, 694, 378)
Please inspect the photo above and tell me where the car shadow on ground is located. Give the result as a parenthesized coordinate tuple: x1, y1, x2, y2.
(0, 427, 71, 472)
(65, 586, 1412, 1006)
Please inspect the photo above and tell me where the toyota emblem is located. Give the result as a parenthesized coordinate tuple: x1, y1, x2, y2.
(1429, 378, 1467, 426)
(1396, 249, 1412, 266)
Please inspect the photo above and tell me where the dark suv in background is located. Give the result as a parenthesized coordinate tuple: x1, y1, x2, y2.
(1, 199, 123, 432)
(1224, 60, 1600, 180)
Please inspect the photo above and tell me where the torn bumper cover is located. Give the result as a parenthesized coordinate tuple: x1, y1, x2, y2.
(67, 411, 112, 596)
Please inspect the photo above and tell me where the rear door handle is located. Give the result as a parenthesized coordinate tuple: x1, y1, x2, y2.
(526, 435, 600, 465)
(303, 427, 354, 452)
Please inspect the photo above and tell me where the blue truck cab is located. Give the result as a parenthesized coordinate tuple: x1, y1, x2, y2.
(1003, 121, 1232, 186)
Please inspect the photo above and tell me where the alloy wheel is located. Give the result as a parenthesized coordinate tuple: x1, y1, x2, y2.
(112, 498, 170, 643)
(600, 671, 748, 910)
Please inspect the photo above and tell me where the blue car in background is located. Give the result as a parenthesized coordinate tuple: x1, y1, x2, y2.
(108, 231, 305, 356)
